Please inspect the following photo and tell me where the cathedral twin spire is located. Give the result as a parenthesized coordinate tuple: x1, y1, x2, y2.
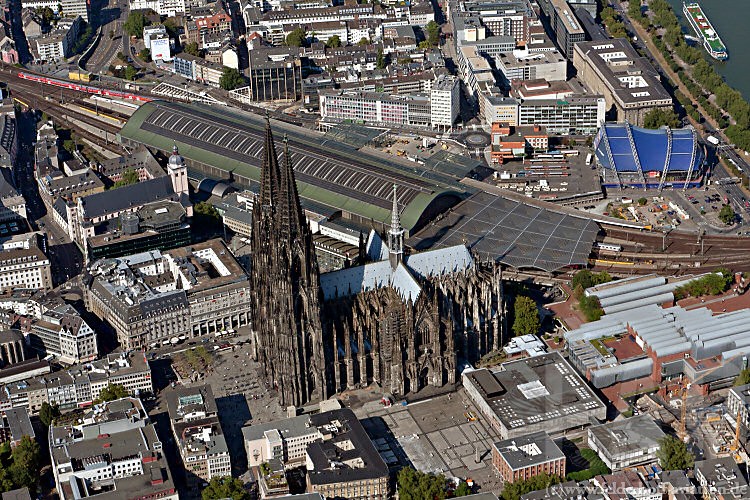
(259, 116, 306, 242)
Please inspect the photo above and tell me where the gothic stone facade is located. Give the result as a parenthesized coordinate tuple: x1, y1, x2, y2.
(322, 265, 503, 397)
(251, 120, 504, 407)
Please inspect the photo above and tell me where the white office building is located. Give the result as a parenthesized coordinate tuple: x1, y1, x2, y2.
(150, 35, 172, 61)
(129, 0, 185, 16)
(430, 74, 460, 129)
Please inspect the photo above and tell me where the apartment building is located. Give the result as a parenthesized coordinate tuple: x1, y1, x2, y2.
(320, 90, 432, 128)
(50, 397, 177, 500)
(129, 0, 185, 17)
(25, 304, 98, 365)
(2, 351, 152, 413)
(0, 247, 52, 294)
(166, 385, 231, 485)
(31, 16, 81, 61)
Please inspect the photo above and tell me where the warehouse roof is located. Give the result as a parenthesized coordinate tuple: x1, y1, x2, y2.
(120, 101, 467, 234)
(409, 191, 598, 272)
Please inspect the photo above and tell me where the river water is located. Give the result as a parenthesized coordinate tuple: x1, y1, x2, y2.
(665, 0, 750, 101)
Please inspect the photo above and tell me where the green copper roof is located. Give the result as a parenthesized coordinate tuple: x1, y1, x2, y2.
(119, 101, 469, 234)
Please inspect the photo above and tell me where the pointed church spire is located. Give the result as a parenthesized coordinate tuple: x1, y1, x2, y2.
(388, 184, 404, 270)
(391, 183, 401, 232)
(259, 115, 281, 208)
(278, 132, 306, 241)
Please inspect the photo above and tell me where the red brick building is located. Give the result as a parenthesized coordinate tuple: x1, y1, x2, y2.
(492, 431, 566, 483)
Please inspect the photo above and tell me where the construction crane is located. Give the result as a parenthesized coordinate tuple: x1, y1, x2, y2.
(678, 382, 690, 442)
(730, 410, 742, 453)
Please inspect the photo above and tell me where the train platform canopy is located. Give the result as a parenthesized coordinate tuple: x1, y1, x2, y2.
(409, 191, 599, 272)
(119, 101, 467, 235)
(422, 150, 489, 181)
(323, 123, 385, 149)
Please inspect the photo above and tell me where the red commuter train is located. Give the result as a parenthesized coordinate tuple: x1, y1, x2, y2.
(17, 72, 153, 102)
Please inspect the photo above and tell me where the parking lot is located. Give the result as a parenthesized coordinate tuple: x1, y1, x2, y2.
(353, 389, 504, 495)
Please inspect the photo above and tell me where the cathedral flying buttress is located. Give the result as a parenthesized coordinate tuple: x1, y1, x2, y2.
(250, 122, 505, 406)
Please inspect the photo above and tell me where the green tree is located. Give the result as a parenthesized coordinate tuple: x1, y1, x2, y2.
(454, 481, 472, 496)
(36, 6, 54, 24)
(643, 108, 680, 129)
(425, 20, 440, 47)
(202, 476, 249, 500)
(656, 436, 694, 470)
(124, 65, 138, 81)
(9, 436, 40, 492)
(39, 402, 59, 427)
(139, 48, 151, 62)
(194, 201, 221, 223)
(513, 295, 540, 337)
(123, 10, 148, 38)
(719, 204, 736, 225)
(95, 384, 129, 404)
(219, 67, 246, 90)
(62, 138, 77, 155)
(376, 48, 386, 69)
(111, 168, 139, 189)
(285, 28, 307, 47)
(735, 368, 750, 387)
(501, 473, 562, 500)
(358, 36, 370, 45)
(638, 197, 648, 206)
(418, 40, 431, 49)
(184, 41, 201, 57)
(326, 35, 341, 48)
(397, 467, 446, 500)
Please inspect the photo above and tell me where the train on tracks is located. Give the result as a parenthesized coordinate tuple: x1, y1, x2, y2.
(17, 72, 153, 103)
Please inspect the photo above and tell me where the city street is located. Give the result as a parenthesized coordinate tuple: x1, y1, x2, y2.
(14, 109, 84, 285)
(82, 0, 127, 73)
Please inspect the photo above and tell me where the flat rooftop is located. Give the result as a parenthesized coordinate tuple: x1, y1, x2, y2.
(574, 39, 672, 106)
(464, 352, 606, 434)
(493, 431, 564, 470)
(588, 415, 665, 458)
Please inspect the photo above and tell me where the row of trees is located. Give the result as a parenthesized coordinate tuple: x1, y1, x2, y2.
(571, 270, 611, 322)
(673, 268, 733, 299)
(397, 467, 472, 499)
(599, 6, 627, 38)
(643, 108, 680, 129)
(500, 473, 562, 500)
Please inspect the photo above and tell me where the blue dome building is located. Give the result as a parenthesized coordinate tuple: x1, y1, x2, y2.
(594, 122, 705, 189)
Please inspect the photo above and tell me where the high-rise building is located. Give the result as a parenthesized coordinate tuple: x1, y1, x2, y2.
(430, 74, 460, 129)
(537, 0, 585, 59)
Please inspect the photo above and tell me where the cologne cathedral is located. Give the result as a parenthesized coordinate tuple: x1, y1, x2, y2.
(250, 120, 505, 407)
